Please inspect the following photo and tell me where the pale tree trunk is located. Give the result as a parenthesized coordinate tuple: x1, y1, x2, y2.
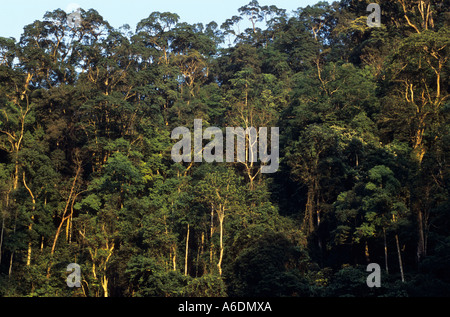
(23, 172, 35, 266)
(395, 234, 405, 282)
(101, 276, 109, 297)
(412, 120, 426, 165)
(87, 241, 114, 297)
(210, 204, 214, 269)
(163, 213, 177, 272)
(172, 245, 177, 271)
(8, 251, 14, 277)
(217, 212, 224, 276)
(184, 223, 189, 276)
(51, 163, 81, 256)
(47, 161, 81, 278)
(102, 243, 114, 297)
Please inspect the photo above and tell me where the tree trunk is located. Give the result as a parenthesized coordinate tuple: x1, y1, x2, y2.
(304, 183, 316, 235)
(51, 164, 81, 256)
(200, 231, 205, 276)
(365, 241, 370, 263)
(23, 172, 35, 266)
(8, 252, 14, 277)
(217, 214, 224, 276)
(383, 228, 389, 274)
(184, 223, 190, 276)
(412, 126, 426, 164)
(172, 245, 177, 271)
(210, 203, 214, 269)
(395, 234, 405, 282)
(416, 208, 428, 262)
(101, 276, 109, 297)
(8, 208, 17, 278)
(9, 161, 20, 276)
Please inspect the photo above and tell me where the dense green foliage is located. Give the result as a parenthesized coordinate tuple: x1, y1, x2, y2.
(0, 0, 449, 297)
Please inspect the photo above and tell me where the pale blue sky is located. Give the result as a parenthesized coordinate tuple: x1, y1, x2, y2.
(0, 0, 329, 41)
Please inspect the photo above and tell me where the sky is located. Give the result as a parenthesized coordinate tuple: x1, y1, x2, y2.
(0, 0, 329, 41)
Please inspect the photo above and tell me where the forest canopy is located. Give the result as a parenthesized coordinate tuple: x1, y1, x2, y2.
(0, 0, 449, 297)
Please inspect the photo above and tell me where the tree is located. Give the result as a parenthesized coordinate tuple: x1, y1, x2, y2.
(228, 231, 311, 297)
(334, 165, 410, 282)
(196, 167, 242, 275)
(380, 26, 449, 263)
